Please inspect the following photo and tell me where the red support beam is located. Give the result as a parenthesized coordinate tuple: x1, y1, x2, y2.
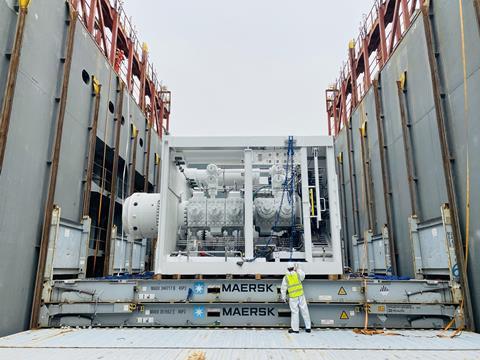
(139, 46, 148, 112)
(401, 0, 411, 28)
(348, 41, 358, 108)
(325, 0, 418, 137)
(71, 0, 80, 10)
(87, 0, 97, 33)
(126, 40, 134, 92)
(79, 0, 88, 28)
(362, 37, 371, 91)
(95, 0, 109, 58)
(160, 96, 166, 136)
(378, 3, 388, 66)
(389, 0, 402, 54)
(410, 0, 418, 15)
(340, 82, 347, 131)
(109, 8, 119, 65)
(332, 95, 339, 136)
(68, 0, 171, 138)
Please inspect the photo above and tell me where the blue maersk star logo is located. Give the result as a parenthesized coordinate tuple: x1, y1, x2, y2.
(193, 282, 205, 295)
(194, 305, 205, 319)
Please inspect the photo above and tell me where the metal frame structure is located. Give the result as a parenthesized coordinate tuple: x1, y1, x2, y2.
(155, 136, 343, 275)
(40, 277, 461, 329)
(326, 0, 420, 136)
(69, 0, 171, 136)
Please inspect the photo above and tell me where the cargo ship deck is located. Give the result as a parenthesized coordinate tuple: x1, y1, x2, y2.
(1, 328, 480, 359)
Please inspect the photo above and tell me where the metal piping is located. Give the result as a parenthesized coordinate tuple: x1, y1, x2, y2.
(0, 1, 30, 174)
(30, 6, 78, 329)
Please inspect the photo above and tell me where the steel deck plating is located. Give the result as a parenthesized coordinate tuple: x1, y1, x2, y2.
(1, 328, 480, 360)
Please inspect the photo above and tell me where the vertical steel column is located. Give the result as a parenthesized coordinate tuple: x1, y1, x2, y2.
(422, 1, 474, 330)
(326, 145, 343, 269)
(244, 149, 254, 259)
(103, 81, 125, 276)
(346, 120, 360, 238)
(143, 121, 152, 192)
(109, 7, 119, 64)
(154, 153, 161, 192)
(128, 124, 138, 195)
(389, 0, 402, 53)
(401, 0, 411, 28)
(158, 97, 165, 137)
(86, 0, 97, 33)
(139, 45, 148, 112)
(474, 0, 480, 34)
(359, 122, 376, 233)
(348, 41, 358, 108)
(397, 78, 419, 217)
(373, 78, 397, 274)
(362, 38, 371, 89)
(144, 84, 155, 192)
(0, 0, 30, 174)
(126, 40, 134, 92)
(30, 6, 78, 328)
(336, 153, 350, 267)
(410, 0, 418, 15)
(340, 82, 348, 132)
(300, 147, 313, 262)
(378, 3, 389, 66)
(82, 79, 102, 217)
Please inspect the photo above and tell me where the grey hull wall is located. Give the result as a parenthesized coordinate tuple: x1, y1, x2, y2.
(335, 0, 480, 328)
(0, 0, 160, 336)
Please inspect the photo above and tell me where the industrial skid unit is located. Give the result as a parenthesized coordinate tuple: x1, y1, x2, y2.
(38, 136, 464, 329)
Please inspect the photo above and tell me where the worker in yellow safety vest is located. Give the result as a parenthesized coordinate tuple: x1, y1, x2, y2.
(280, 262, 311, 333)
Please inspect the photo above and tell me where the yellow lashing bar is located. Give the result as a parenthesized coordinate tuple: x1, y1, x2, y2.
(309, 188, 315, 217)
(92, 76, 101, 95)
(360, 120, 367, 137)
(131, 123, 138, 138)
(19, 0, 30, 9)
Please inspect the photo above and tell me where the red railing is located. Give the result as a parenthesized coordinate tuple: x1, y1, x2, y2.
(326, 0, 420, 136)
(70, 0, 171, 136)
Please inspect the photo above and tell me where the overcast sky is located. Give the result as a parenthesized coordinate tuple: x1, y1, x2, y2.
(123, 1, 373, 136)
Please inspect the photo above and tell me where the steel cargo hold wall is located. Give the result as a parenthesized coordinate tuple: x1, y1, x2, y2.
(0, 0, 69, 337)
(334, 0, 480, 327)
(0, 0, 161, 336)
(432, 0, 480, 329)
(0, 1, 16, 107)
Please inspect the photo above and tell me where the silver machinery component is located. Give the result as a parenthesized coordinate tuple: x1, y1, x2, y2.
(123, 193, 161, 239)
(123, 136, 342, 275)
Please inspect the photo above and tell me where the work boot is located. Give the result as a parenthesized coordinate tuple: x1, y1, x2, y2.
(306, 329, 311, 333)
(288, 329, 299, 334)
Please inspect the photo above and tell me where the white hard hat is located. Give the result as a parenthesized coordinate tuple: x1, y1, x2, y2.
(287, 262, 294, 270)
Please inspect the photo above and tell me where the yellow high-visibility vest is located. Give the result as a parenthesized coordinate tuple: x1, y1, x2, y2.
(286, 272, 304, 298)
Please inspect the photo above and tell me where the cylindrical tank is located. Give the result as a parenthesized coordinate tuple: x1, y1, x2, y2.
(122, 193, 161, 239)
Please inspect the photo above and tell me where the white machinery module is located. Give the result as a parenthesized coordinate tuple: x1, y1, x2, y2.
(123, 136, 342, 275)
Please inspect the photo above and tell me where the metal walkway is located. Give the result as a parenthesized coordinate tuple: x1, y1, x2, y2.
(1, 328, 480, 359)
